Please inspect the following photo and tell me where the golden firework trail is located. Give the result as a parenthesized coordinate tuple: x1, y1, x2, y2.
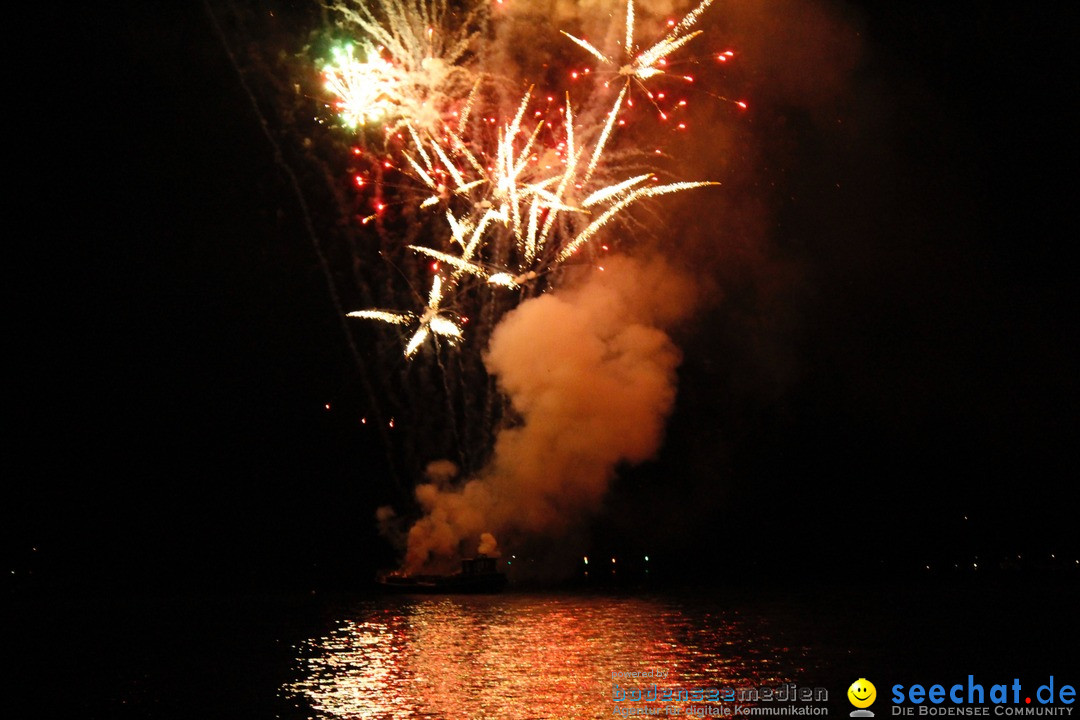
(347, 274, 462, 357)
(561, 0, 715, 83)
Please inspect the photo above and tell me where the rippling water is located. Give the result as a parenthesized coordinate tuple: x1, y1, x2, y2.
(12, 582, 1077, 717)
(282, 594, 822, 719)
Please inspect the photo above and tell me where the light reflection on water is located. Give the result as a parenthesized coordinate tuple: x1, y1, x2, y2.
(283, 594, 817, 719)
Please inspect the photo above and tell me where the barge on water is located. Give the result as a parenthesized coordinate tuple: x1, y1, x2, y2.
(376, 555, 508, 594)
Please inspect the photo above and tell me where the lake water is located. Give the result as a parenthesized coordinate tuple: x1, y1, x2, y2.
(281, 593, 821, 719)
(11, 581, 1077, 718)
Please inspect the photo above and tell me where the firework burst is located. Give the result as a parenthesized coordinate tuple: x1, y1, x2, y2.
(211, 0, 739, 501)
(351, 76, 715, 358)
(325, 0, 487, 134)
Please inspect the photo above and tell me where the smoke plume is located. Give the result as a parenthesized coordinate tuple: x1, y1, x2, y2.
(404, 254, 697, 572)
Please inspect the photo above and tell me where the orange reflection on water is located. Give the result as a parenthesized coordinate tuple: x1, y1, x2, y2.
(284, 594, 798, 719)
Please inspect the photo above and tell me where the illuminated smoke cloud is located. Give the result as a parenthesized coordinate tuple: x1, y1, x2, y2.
(477, 532, 499, 556)
(423, 459, 460, 485)
(506, 0, 689, 43)
(404, 254, 697, 572)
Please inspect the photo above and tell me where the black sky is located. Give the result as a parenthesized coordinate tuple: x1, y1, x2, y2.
(6, 1, 1077, 591)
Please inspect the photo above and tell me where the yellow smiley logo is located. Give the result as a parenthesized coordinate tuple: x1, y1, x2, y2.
(848, 679, 877, 708)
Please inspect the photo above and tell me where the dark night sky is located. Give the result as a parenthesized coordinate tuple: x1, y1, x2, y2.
(6, 1, 1077, 592)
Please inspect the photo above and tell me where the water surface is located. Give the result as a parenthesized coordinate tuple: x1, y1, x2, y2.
(12, 581, 1077, 718)
(282, 593, 821, 719)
